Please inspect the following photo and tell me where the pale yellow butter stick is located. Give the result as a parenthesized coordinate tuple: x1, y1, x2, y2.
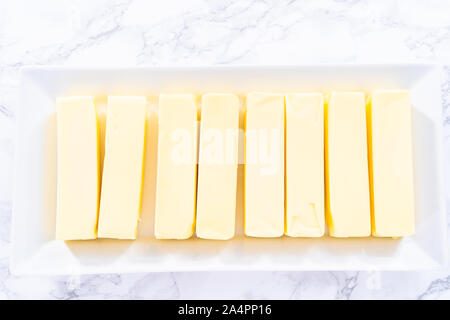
(98, 96, 147, 239)
(154, 94, 199, 239)
(56, 96, 100, 240)
(196, 93, 240, 240)
(245, 93, 285, 237)
(325, 92, 371, 237)
(285, 93, 325, 237)
(368, 90, 415, 237)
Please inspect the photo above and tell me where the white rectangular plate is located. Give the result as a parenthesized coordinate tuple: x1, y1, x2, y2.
(11, 64, 447, 275)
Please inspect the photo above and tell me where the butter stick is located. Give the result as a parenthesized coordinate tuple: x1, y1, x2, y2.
(56, 96, 100, 240)
(325, 92, 371, 237)
(154, 94, 198, 239)
(368, 90, 415, 237)
(196, 94, 240, 240)
(244, 93, 285, 237)
(98, 96, 146, 239)
(285, 93, 325, 237)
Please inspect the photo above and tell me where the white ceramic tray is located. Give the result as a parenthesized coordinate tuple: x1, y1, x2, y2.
(11, 64, 447, 275)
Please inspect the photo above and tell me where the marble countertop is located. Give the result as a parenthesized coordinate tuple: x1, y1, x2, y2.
(1, 0, 450, 299)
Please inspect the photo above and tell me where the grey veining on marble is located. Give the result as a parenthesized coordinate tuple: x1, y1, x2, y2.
(1, 0, 450, 299)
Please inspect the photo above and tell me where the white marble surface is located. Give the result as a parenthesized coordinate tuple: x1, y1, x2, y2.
(1, 0, 450, 299)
